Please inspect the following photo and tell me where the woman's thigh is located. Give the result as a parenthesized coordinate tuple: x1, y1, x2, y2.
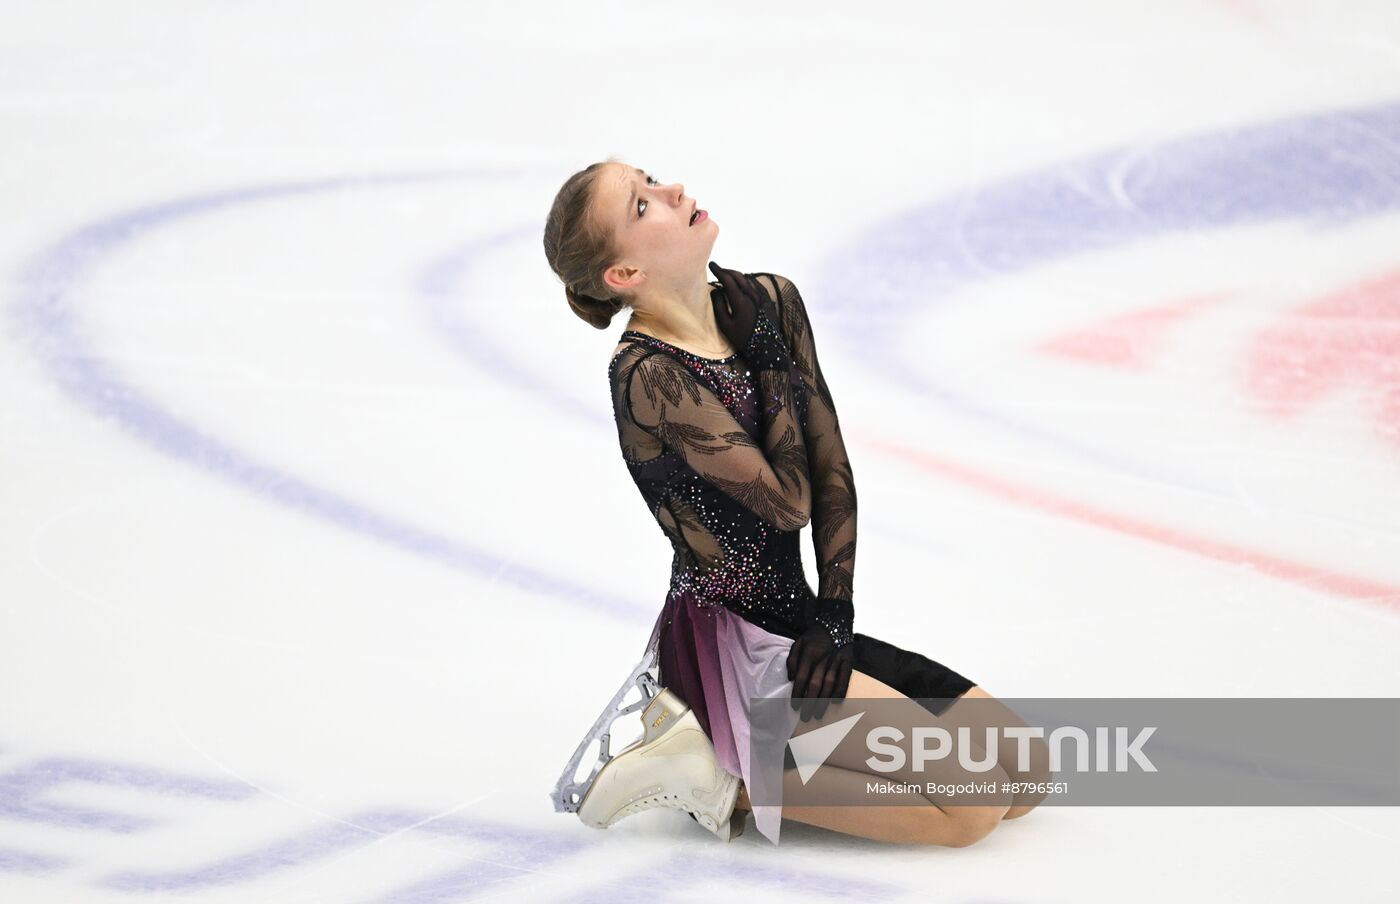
(800, 670, 1047, 791)
(842, 634, 1048, 788)
(789, 669, 1012, 810)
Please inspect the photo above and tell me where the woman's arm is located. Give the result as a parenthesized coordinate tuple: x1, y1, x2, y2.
(756, 273, 858, 610)
(622, 344, 812, 532)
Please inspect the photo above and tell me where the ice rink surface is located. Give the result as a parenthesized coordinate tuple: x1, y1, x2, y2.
(2, 1, 1398, 900)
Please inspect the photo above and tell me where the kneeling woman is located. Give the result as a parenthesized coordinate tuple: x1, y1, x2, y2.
(543, 159, 1047, 846)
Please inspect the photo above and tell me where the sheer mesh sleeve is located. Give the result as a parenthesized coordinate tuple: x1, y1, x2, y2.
(756, 273, 858, 607)
(624, 338, 813, 532)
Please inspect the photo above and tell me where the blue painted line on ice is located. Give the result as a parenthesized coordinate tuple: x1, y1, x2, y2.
(8, 168, 650, 622)
(815, 99, 1400, 492)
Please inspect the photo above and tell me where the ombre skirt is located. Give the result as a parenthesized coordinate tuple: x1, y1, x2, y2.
(647, 588, 976, 845)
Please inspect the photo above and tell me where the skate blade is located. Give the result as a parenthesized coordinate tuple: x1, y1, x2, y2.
(575, 691, 697, 828)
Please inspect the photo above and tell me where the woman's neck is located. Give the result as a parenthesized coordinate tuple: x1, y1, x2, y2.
(626, 284, 733, 357)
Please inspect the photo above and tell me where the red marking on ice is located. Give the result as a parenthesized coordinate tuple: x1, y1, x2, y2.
(857, 434, 1400, 613)
(1241, 268, 1400, 447)
(1035, 293, 1228, 370)
(1215, 0, 1268, 26)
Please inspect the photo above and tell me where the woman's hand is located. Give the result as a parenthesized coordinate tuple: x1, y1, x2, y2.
(708, 261, 794, 374)
(708, 261, 761, 352)
(787, 616, 856, 722)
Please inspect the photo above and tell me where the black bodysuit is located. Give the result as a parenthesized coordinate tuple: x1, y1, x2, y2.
(607, 272, 973, 761)
(608, 272, 857, 643)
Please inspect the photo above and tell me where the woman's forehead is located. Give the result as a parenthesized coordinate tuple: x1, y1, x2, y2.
(603, 163, 646, 221)
(612, 162, 643, 182)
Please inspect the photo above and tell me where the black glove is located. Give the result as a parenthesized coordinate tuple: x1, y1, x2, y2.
(787, 596, 856, 722)
(709, 261, 811, 430)
(708, 261, 790, 373)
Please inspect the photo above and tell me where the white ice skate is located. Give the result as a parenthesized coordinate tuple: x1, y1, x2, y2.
(552, 655, 746, 841)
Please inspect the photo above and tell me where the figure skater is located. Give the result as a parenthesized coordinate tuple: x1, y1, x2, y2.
(543, 158, 1048, 846)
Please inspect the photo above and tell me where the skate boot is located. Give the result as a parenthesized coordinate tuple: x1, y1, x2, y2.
(575, 688, 746, 840)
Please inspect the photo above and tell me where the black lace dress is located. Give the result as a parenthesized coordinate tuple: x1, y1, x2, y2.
(607, 272, 974, 844)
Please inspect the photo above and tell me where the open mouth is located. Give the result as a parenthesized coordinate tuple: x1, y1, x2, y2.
(689, 207, 707, 226)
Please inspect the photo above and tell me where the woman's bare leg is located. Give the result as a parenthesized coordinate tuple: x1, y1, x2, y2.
(778, 760, 994, 846)
(774, 668, 1012, 846)
(939, 686, 1051, 819)
(800, 676, 1051, 820)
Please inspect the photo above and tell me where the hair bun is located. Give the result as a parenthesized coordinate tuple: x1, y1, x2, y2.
(566, 286, 623, 330)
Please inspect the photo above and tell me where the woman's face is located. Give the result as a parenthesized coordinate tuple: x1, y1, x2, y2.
(595, 162, 717, 297)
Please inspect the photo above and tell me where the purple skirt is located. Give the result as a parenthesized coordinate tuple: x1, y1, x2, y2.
(647, 589, 798, 845)
(644, 589, 978, 845)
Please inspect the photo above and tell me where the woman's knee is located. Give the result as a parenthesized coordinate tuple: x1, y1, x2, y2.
(967, 692, 1049, 819)
(942, 801, 1011, 846)
(1000, 735, 1051, 818)
(948, 686, 1051, 806)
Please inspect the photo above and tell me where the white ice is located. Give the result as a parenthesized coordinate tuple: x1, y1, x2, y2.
(2, 1, 1399, 901)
